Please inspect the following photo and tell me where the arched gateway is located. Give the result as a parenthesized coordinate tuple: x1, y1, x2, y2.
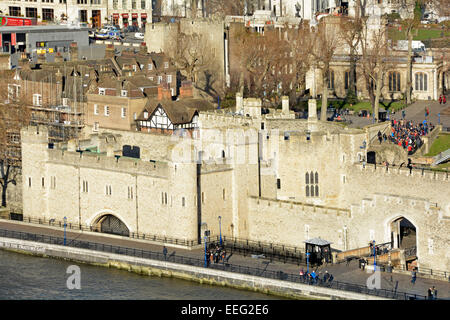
(389, 216, 418, 267)
(93, 214, 130, 237)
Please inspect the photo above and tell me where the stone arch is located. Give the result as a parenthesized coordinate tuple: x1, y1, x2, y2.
(86, 210, 133, 236)
(386, 215, 419, 267)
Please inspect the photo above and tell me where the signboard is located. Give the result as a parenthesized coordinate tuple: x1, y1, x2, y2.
(0, 33, 2, 47)
(0, 16, 33, 26)
(141, 13, 147, 18)
(11, 33, 16, 46)
(132, 13, 138, 18)
(122, 13, 129, 18)
(113, 13, 119, 18)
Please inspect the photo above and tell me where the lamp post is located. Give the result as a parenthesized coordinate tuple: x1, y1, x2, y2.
(63, 216, 67, 246)
(218, 216, 222, 246)
(373, 240, 376, 272)
(204, 229, 210, 268)
(306, 252, 310, 274)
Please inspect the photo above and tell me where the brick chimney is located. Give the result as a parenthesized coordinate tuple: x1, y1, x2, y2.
(69, 42, 78, 61)
(139, 42, 148, 54)
(179, 80, 193, 98)
(158, 83, 172, 100)
(54, 52, 64, 63)
(37, 54, 46, 65)
(105, 44, 115, 59)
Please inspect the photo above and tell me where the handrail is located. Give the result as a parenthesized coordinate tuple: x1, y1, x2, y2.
(0, 228, 429, 300)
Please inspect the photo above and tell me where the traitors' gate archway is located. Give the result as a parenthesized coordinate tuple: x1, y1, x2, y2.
(390, 217, 417, 265)
(94, 214, 130, 237)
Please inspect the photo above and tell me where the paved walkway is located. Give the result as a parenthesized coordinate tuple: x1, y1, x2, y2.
(1, 220, 449, 299)
(343, 100, 450, 129)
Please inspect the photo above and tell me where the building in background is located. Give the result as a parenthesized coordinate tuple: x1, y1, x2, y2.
(0, 0, 153, 28)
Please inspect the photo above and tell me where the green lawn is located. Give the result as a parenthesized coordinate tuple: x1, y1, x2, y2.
(388, 27, 450, 41)
(314, 100, 406, 114)
(425, 134, 450, 157)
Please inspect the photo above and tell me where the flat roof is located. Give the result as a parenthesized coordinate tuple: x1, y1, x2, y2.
(0, 25, 89, 33)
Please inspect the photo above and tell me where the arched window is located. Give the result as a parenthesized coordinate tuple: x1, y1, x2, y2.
(306, 171, 319, 198)
(415, 72, 428, 91)
(389, 71, 401, 92)
(328, 70, 335, 90)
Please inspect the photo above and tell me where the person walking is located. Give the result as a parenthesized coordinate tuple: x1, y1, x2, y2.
(443, 95, 447, 104)
(427, 287, 433, 300)
(411, 269, 417, 285)
(432, 286, 437, 300)
(163, 246, 168, 260)
(439, 95, 442, 105)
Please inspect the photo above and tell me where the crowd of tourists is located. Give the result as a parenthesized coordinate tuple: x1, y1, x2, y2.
(386, 119, 434, 154)
(299, 268, 334, 286)
(205, 243, 227, 266)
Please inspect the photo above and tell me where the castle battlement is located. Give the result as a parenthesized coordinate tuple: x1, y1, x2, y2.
(47, 148, 169, 177)
(250, 196, 351, 218)
(356, 162, 449, 182)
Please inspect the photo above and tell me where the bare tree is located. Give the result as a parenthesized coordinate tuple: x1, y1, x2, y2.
(167, 30, 213, 84)
(283, 22, 315, 102)
(310, 18, 339, 121)
(339, 15, 364, 104)
(399, 0, 424, 106)
(360, 20, 396, 122)
(0, 81, 30, 208)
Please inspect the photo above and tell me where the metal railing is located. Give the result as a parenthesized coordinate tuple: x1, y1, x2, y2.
(209, 235, 306, 265)
(0, 228, 428, 300)
(14, 216, 199, 247)
(396, 264, 449, 281)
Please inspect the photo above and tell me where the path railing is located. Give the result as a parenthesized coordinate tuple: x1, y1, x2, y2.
(209, 235, 306, 266)
(0, 228, 428, 300)
(8, 215, 199, 248)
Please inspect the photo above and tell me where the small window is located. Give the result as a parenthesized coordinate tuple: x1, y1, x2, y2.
(33, 94, 42, 106)
(182, 197, 185, 207)
(121, 107, 127, 118)
(94, 104, 99, 115)
(104, 105, 110, 116)
(164, 62, 169, 69)
(223, 189, 226, 200)
(148, 64, 153, 70)
(158, 76, 163, 84)
(28, 177, 32, 188)
(93, 122, 99, 132)
(277, 178, 281, 189)
(121, 90, 128, 97)
(42, 177, 45, 188)
(165, 192, 167, 204)
(167, 75, 172, 83)
(98, 88, 105, 95)
(133, 112, 137, 120)
(202, 192, 204, 204)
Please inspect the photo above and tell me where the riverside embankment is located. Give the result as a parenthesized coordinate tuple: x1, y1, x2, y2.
(0, 236, 389, 300)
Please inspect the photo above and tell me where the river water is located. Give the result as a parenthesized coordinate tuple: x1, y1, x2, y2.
(0, 250, 285, 300)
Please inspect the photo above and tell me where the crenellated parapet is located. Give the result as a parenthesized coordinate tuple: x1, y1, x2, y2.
(46, 149, 169, 178)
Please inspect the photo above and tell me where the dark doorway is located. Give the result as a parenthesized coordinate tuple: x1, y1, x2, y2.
(122, 145, 140, 159)
(367, 151, 376, 164)
(97, 214, 130, 237)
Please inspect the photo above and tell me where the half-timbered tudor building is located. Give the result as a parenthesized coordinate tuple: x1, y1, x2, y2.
(136, 99, 214, 136)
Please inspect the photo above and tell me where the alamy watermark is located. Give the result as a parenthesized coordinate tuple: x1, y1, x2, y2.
(66, 265, 81, 290)
(366, 270, 381, 290)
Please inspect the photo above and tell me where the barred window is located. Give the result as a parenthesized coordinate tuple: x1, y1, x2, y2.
(389, 72, 401, 92)
(415, 72, 428, 91)
(306, 171, 319, 197)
